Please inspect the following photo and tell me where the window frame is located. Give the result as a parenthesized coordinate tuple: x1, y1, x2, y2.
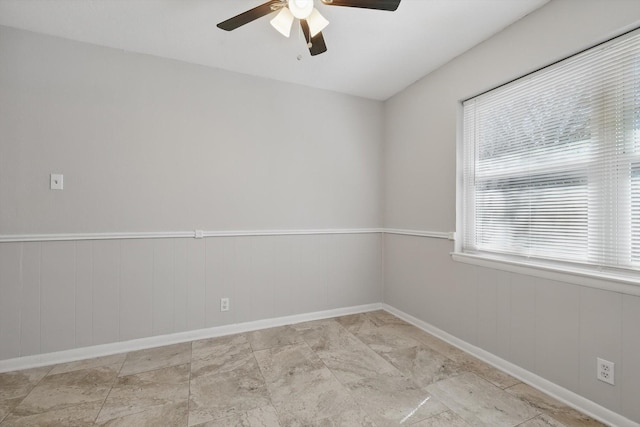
(454, 27, 640, 296)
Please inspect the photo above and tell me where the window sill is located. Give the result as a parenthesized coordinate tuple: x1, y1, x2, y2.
(451, 252, 640, 297)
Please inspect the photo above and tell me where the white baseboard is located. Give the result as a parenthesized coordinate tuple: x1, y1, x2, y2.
(0, 303, 382, 374)
(382, 304, 639, 427)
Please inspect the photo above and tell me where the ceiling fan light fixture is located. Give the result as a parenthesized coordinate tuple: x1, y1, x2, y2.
(270, 7, 294, 37)
(288, 0, 314, 19)
(216, 0, 402, 57)
(307, 8, 329, 37)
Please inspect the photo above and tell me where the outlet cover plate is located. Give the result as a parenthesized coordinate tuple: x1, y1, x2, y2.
(597, 358, 615, 385)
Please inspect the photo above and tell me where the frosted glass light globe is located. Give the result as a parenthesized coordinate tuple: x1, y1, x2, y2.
(288, 0, 313, 19)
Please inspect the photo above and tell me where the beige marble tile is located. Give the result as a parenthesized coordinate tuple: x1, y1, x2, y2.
(95, 401, 188, 427)
(411, 410, 470, 427)
(267, 367, 374, 426)
(505, 383, 606, 427)
(246, 326, 304, 351)
(317, 345, 399, 384)
(366, 310, 410, 327)
(412, 330, 468, 359)
(410, 332, 520, 389)
(191, 334, 254, 378)
(0, 366, 52, 400)
(253, 343, 324, 385)
(194, 413, 252, 427)
(119, 342, 191, 377)
(0, 397, 21, 423)
(49, 353, 127, 375)
(345, 371, 448, 426)
(195, 405, 281, 427)
(300, 322, 399, 384)
(333, 313, 377, 334)
(277, 407, 376, 426)
(192, 334, 249, 361)
(1, 400, 103, 427)
(293, 319, 341, 347)
(354, 320, 465, 361)
(245, 406, 281, 427)
(370, 323, 446, 356)
(188, 357, 270, 426)
(256, 343, 367, 424)
(373, 322, 435, 344)
(455, 353, 520, 389)
(352, 324, 423, 354)
(518, 413, 567, 427)
(426, 373, 538, 426)
(381, 345, 463, 388)
(289, 318, 341, 334)
(10, 364, 119, 417)
(96, 363, 190, 424)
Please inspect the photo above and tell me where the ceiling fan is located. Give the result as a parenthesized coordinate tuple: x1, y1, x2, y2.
(217, 0, 401, 56)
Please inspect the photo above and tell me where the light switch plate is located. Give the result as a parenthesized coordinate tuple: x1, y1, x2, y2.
(50, 173, 64, 190)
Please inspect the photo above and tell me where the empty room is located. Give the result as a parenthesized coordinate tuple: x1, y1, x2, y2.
(1, 0, 639, 426)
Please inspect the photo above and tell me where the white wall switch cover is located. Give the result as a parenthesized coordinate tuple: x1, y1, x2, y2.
(50, 173, 64, 190)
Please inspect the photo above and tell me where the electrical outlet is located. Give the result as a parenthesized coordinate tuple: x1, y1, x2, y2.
(220, 298, 230, 312)
(597, 358, 615, 385)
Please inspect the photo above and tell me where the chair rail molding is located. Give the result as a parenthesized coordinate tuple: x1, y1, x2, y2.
(0, 228, 456, 243)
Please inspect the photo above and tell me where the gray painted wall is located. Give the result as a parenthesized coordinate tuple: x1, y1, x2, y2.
(0, 26, 383, 359)
(0, 26, 382, 234)
(383, 0, 640, 422)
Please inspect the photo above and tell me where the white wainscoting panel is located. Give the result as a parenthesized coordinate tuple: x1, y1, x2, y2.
(383, 303, 640, 427)
(383, 232, 640, 425)
(0, 233, 383, 361)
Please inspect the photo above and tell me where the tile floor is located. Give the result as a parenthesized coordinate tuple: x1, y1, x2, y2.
(0, 310, 606, 426)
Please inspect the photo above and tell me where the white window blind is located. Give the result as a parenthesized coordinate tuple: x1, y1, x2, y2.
(462, 29, 640, 273)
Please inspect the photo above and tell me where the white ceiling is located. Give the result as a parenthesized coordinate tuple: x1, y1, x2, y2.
(0, 0, 549, 100)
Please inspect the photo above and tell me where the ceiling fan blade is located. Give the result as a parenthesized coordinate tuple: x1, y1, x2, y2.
(217, 0, 282, 31)
(300, 20, 328, 56)
(320, 0, 401, 11)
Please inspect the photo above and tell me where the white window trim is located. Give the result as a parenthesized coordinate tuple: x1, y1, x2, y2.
(453, 75, 640, 297)
(451, 251, 640, 297)
(453, 29, 640, 295)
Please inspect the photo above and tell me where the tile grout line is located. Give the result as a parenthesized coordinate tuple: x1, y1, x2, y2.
(248, 340, 282, 425)
(186, 342, 193, 427)
(90, 359, 123, 425)
(296, 320, 374, 424)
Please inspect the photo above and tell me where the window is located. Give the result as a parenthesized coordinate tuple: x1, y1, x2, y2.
(461, 29, 640, 275)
